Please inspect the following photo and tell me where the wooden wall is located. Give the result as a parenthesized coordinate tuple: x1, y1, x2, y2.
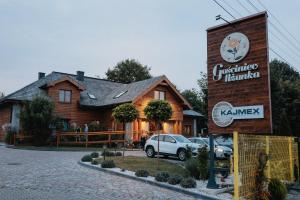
(0, 105, 11, 140)
(207, 12, 272, 134)
(134, 84, 183, 121)
(47, 81, 110, 128)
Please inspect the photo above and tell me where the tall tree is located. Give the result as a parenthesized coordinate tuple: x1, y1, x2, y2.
(144, 100, 172, 166)
(112, 103, 139, 156)
(270, 59, 300, 136)
(106, 59, 152, 83)
(20, 96, 55, 146)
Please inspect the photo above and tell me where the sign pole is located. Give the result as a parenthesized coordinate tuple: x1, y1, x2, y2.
(207, 133, 218, 189)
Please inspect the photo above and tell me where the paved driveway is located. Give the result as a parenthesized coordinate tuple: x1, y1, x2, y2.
(0, 145, 198, 200)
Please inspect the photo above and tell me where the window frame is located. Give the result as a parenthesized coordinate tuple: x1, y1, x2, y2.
(154, 90, 166, 100)
(58, 89, 72, 103)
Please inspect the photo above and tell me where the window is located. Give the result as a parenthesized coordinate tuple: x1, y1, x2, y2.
(154, 91, 166, 100)
(113, 90, 128, 99)
(164, 135, 176, 143)
(59, 90, 71, 103)
(88, 93, 96, 99)
(151, 135, 164, 141)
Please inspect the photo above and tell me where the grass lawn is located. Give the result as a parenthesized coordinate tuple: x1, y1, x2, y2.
(95, 156, 189, 177)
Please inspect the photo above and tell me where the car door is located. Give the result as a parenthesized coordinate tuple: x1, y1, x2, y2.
(163, 135, 177, 155)
(155, 135, 165, 153)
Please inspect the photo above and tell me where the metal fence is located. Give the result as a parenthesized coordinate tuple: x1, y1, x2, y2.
(233, 132, 299, 200)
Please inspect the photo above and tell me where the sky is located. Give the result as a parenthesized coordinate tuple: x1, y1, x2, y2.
(1, 0, 300, 95)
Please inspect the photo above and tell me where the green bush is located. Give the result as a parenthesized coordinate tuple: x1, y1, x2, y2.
(90, 152, 99, 158)
(91, 159, 100, 165)
(155, 171, 170, 182)
(197, 147, 209, 180)
(135, 169, 149, 177)
(268, 178, 287, 200)
(167, 174, 183, 185)
(180, 177, 197, 188)
(88, 121, 106, 132)
(81, 154, 93, 162)
(186, 145, 192, 160)
(115, 152, 123, 156)
(185, 158, 200, 179)
(101, 151, 122, 157)
(19, 96, 55, 146)
(101, 160, 116, 168)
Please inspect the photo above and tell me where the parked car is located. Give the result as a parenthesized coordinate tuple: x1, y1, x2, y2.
(215, 136, 233, 149)
(188, 137, 232, 159)
(144, 134, 202, 161)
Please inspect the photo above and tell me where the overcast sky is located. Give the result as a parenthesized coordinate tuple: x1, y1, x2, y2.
(1, 0, 300, 95)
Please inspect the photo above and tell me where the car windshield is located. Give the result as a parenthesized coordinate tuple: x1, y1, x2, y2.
(173, 135, 191, 143)
(202, 138, 219, 145)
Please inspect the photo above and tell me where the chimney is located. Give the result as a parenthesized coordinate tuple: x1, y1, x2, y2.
(38, 72, 45, 80)
(76, 71, 84, 81)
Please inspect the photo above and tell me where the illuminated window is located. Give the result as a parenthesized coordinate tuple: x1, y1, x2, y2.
(154, 91, 166, 100)
(59, 90, 71, 103)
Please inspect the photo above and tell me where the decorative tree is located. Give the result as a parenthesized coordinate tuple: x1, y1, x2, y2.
(144, 100, 172, 167)
(20, 96, 55, 146)
(105, 59, 152, 83)
(112, 103, 139, 157)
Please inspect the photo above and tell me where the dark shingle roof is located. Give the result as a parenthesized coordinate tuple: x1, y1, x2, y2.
(183, 110, 204, 117)
(0, 72, 163, 107)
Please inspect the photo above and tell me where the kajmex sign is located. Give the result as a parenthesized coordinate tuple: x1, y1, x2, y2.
(207, 12, 272, 134)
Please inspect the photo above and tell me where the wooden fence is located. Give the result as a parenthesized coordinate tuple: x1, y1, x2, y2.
(56, 131, 126, 148)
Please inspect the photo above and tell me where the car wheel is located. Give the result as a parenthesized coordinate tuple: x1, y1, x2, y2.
(146, 146, 155, 158)
(178, 149, 186, 161)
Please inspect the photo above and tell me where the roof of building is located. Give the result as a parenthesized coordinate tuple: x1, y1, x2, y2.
(0, 71, 189, 108)
(183, 110, 204, 117)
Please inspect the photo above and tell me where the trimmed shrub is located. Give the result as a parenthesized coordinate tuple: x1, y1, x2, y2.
(186, 145, 192, 160)
(180, 177, 197, 188)
(155, 171, 170, 182)
(101, 160, 116, 168)
(135, 169, 149, 177)
(91, 152, 99, 158)
(81, 154, 93, 162)
(185, 158, 200, 179)
(91, 159, 100, 165)
(197, 147, 209, 180)
(167, 174, 183, 185)
(268, 178, 287, 200)
(115, 152, 123, 156)
(101, 151, 123, 157)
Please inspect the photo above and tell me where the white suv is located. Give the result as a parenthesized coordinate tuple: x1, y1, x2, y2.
(189, 137, 233, 159)
(144, 134, 202, 161)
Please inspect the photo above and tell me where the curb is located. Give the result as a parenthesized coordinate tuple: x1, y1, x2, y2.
(78, 161, 229, 200)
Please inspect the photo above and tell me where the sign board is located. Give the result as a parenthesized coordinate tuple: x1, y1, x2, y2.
(207, 12, 272, 134)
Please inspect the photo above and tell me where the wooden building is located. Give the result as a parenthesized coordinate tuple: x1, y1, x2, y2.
(0, 71, 202, 141)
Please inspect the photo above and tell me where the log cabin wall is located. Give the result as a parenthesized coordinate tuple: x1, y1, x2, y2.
(0, 105, 12, 140)
(134, 83, 184, 134)
(47, 81, 101, 127)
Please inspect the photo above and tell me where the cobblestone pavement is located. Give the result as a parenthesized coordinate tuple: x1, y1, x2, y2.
(0, 145, 199, 200)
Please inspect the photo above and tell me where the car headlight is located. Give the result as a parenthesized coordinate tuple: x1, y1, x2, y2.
(216, 148, 224, 152)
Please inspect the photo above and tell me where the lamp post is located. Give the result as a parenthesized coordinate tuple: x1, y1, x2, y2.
(207, 133, 218, 189)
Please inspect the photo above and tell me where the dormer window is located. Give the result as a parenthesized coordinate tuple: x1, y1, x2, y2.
(113, 90, 127, 99)
(154, 90, 166, 100)
(88, 93, 96, 99)
(59, 90, 71, 103)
